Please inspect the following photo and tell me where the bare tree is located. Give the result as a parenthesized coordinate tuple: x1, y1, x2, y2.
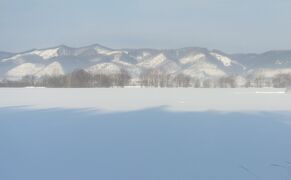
(191, 78, 201, 88)
(173, 74, 191, 87)
(253, 75, 265, 88)
(112, 69, 131, 87)
(21, 75, 37, 86)
(202, 79, 212, 88)
(70, 69, 92, 88)
(140, 69, 169, 87)
(272, 74, 291, 88)
(218, 76, 236, 88)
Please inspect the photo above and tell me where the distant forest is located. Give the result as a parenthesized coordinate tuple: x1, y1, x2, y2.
(0, 69, 291, 88)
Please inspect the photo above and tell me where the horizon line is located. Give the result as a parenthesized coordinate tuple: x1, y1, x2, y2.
(2, 43, 291, 55)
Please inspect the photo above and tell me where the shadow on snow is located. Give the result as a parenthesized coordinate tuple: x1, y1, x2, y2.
(0, 107, 291, 180)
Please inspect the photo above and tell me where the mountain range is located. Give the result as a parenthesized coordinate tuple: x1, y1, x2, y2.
(1, 44, 291, 80)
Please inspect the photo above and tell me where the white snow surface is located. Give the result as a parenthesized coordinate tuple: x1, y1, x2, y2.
(6, 63, 44, 78)
(1, 88, 291, 180)
(2, 48, 59, 62)
(30, 48, 59, 59)
(0, 88, 290, 112)
(183, 61, 226, 78)
(210, 52, 232, 66)
(86, 63, 121, 75)
(35, 62, 65, 77)
(1, 54, 24, 62)
(6, 62, 64, 79)
(95, 48, 128, 56)
(137, 53, 167, 68)
(179, 54, 205, 64)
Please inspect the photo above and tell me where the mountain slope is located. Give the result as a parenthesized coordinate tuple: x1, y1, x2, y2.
(1, 44, 291, 80)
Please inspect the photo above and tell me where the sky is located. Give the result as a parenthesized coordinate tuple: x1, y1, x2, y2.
(0, 0, 291, 53)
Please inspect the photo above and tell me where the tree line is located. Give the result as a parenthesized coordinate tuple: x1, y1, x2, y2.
(0, 69, 291, 88)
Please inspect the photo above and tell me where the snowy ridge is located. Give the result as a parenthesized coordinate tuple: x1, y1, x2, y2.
(179, 54, 205, 65)
(95, 47, 128, 56)
(86, 63, 121, 75)
(183, 61, 226, 78)
(1, 44, 291, 80)
(36, 62, 64, 77)
(113, 59, 134, 67)
(6, 62, 64, 79)
(2, 54, 24, 63)
(30, 48, 59, 59)
(137, 53, 167, 68)
(210, 52, 232, 66)
(7, 63, 44, 79)
(2, 48, 60, 62)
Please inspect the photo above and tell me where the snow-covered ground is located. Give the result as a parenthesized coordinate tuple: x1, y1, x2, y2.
(0, 88, 290, 112)
(1, 88, 291, 180)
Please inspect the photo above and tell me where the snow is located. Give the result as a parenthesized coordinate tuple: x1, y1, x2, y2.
(113, 59, 133, 66)
(252, 68, 291, 78)
(143, 52, 150, 57)
(25, 86, 46, 89)
(255, 91, 286, 94)
(135, 52, 151, 61)
(30, 48, 59, 59)
(6, 62, 64, 79)
(235, 76, 247, 87)
(1, 48, 59, 62)
(137, 53, 167, 68)
(210, 52, 232, 66)
(177, 53, 228, 78)
(183, 62, 226, 78)
(36, 62, 65, 77)
(0, 88, 291, 180)
(159, 61, 181, 74)
(233, 61, 247, 70)
(95, 48, 128, 56)
(6, 63, 44, 79)
(1, 54, 24, 62)
(0, 88, 290, 112)
(86, 63, 121, 75)
(179, 53, 205, 64)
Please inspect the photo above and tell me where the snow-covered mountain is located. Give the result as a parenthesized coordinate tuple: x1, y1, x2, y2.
(1, 44, 291, 80)
(231, 50, 291, 77)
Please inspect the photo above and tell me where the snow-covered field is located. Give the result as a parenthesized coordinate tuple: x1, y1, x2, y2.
(0, 88, 290, 111)
(1, 88, 291, 180)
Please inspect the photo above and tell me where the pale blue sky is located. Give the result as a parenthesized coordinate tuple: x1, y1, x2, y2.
(0, 0, 291, 53)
